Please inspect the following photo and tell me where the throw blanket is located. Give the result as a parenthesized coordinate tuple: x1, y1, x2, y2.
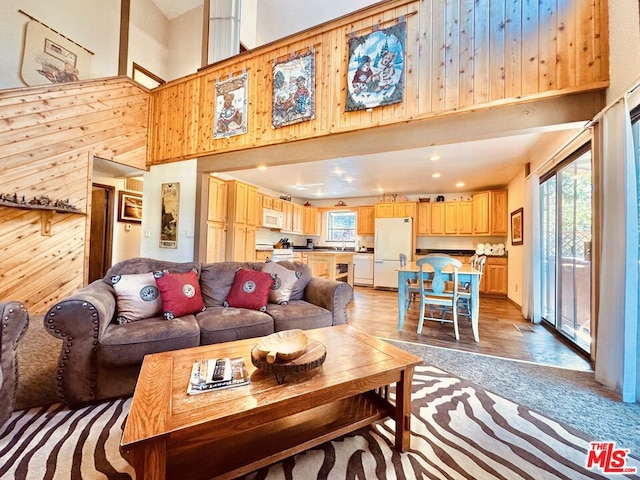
(1, 365, 638, 479)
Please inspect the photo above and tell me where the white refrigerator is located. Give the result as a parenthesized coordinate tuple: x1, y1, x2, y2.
(374, 217, 413, 289)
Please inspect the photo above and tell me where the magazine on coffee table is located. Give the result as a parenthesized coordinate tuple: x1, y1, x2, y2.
(187, 356, 250, 395)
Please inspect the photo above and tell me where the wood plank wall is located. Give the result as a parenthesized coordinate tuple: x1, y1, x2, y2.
(0, 77, 149, 315)
(148, 0, 608, 164)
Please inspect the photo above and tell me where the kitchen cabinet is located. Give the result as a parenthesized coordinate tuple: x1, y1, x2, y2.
(226, 180, 258, 261)
(262, 195, 273, 209)
(357, 205, 375, 235)
(207, 176, 227, 223)
(482, 257, 508, 295)
(417, 203, 431, 235)
(472, 190, 508, 235)
(444, 203, 458, 234)
(272, 198, 283, 211)
(394, 202, 416, 218)
(426, 201, 472, 235)
(229, 224, 256, 262)
(206, 221, 226, 262)
(303, 206, 320, 235)
(374, 203, 394, 218)
(228, 180, 258, 226)
(430, 203, 445, 234)
(281, 201, 294, 232)
(292, 203, 304, 234)
(490, 190, 508, 235)
(458, 201, 473, 234)
(255, 250, 271, 262)
(306, 251, 354, 286)
(374, 202, 416, 218)
(206, 177, 228, 262)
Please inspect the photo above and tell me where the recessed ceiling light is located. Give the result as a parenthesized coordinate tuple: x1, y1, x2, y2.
(456, 181, 465, 187)
(332, 168, 344, 176)
(344, 176, 353, 182)
(429, 155, 440, 161)
(432, 173, 441, 178)
(377, 187, 384, 193)
(257, 165, 267, 170)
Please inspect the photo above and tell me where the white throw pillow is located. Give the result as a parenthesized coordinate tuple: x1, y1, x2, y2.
(262, 261, 299, 305)
(111, 272, 162, 324)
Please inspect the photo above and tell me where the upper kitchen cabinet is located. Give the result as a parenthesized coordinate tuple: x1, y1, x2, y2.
(226, 180, 258, 261)
(444, 201, 473, 235)
(303, 206, 320, 235)
(375, 202, 416, 219)
(357, 205, 375, 235)
(228, 180, 258, 226)
(417, 203, 431, 235)
(472, 190, 508, 235)
(292, 203, 304, 234)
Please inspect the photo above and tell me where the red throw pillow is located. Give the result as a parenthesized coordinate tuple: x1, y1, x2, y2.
(154, 269, 205, 320)
(224, 269, 274, 312)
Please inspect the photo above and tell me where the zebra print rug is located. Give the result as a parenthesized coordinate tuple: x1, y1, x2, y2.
(1, 364, 638, 480)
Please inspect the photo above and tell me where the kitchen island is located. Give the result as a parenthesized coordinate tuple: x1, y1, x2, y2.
(305, 251, 355, 286)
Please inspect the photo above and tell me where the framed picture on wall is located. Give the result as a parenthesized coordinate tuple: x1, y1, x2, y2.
(160, 182, 179, 249)
(511, 208, 523, 245)
(117, 191, 142, 223)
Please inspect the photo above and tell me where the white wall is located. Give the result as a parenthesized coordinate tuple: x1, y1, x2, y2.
(240, 0, 258, 49)
(141, 160, 198, 262)
(166, 6, 204, 79)
(128, 0, 171, 81)
(0, 0, 120, 90)
(506, 170, 525, 306)
(606, 0, 640, 102)
(254, 0, 379, 46)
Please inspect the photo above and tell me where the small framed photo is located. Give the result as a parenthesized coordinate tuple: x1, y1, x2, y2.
(118, 191, 142, 223)
(511, 208, 523, 246)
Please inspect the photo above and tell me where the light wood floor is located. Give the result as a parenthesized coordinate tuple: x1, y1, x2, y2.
(347, 286, 593, 371)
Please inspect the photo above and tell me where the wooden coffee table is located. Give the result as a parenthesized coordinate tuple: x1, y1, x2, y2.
(120, 324, 423, 480)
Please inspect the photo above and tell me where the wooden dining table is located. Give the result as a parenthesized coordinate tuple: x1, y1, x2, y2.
(396, 262, 483, 342)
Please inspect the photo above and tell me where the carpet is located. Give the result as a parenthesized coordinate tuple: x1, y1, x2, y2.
(2, 363, 639, 480)
(386, 339, 640, 457)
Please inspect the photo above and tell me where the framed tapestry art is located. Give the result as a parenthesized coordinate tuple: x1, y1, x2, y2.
(346, 22, 406, 112)
(160, 183, 180, 249)
(272, 51, 315, 128)
(21, 21, 92, 86)
(214, 73, 248, 138)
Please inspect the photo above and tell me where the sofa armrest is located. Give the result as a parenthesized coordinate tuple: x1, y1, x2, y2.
(303, 278, 354, 325)
(0, 301, 29, 426)
(43, 280, 116, 405)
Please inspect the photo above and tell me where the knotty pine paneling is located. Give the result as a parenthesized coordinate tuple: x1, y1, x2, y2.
(0, 77, 149, 314)
(148, 0, 608, 165)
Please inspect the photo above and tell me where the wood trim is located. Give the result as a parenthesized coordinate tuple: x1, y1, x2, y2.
(119, 0, 130, 76)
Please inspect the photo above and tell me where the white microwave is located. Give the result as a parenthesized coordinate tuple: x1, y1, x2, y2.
(262, 208, 283, 229)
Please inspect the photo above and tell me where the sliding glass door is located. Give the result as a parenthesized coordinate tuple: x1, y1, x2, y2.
(540, 147, 592, 353)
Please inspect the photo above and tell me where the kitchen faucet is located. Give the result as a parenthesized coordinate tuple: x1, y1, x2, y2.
(341, 239, 345, 251)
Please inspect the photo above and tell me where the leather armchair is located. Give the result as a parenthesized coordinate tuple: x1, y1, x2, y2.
(0, 301, 29, 426)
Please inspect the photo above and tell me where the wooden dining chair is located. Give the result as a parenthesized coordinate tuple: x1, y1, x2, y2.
(416, 255, 462, 339)
(399, 253, 420, 309)
(458, 255, 486, 317)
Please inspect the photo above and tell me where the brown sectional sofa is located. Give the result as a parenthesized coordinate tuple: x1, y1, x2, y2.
(44, 257, 353, 405)
(1, 301, 29, 426)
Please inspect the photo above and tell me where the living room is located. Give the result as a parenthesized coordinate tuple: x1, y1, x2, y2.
(1, 0, 639, 478)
